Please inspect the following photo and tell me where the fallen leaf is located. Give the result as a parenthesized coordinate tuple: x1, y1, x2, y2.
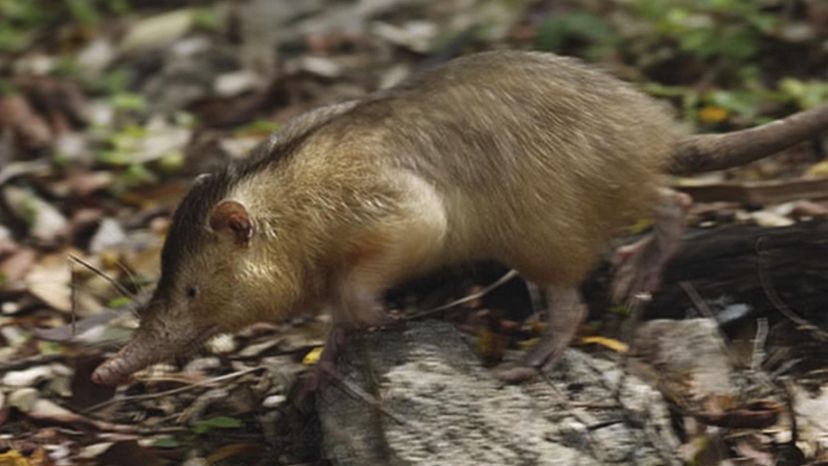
(0, 247, 37, 284)
(698, 105, 729, 124)
(745, 210, 795, 228)
(477, 327, 508, 362)
(2, 366, 55, 387)
(302, 346, 323, 365)
(0, 450, 33, 466)
(580, 336, 629, 353)
(806, 160, 828, 178)
(3, 187, 69, 244)
(0, 94, 52, 150)
(118, 9, 196, 54)
(89, 218, 127, 253)
(25, 254, 71, 312)
(7, 388, 39, 413)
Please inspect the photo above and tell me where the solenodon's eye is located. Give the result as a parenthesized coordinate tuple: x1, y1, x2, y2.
(186, 286, 198, 300)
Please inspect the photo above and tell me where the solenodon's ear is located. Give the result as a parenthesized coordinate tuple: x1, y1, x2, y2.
(209, 200, 253, 245)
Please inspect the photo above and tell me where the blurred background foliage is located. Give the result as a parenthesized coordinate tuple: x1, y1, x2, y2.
(0, 0, 826, 192)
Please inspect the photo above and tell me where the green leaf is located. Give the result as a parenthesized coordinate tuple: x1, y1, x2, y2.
(66, 0, 100, 26)
(193, 7, 221, 31)
(157, 151, 185, 174)
(108, 296, 132, 308)
(120, 163, 158, 186)
(535, 12, 612, 53)
(107, 0, 130, 15)
(111, 93, 147, 111)
(152, 436, 181, 448)
(192, 416, 243, 434)
(99, 69, 132, 95)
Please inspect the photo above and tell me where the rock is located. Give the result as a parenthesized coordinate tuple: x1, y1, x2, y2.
(316, 321, 680, 465)
(634, 319, 736, 406)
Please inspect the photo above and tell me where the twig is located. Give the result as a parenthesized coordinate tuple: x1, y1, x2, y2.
(70, 258, 77, 335)
(768, 358, 802, 380)
(755, 238, 828, 341)
(679, 281, 714, 319)
(0, 353, 65, 372)
(0, 159, 50, 186)
(115, 259, 144, 295)
(407, 269, 519, 320)
(84, 366, 265, 413)
(68, 253, 134, 298)
(611, 295, 648, 407)
(781, 379, 799, 446)
(751, 318, 768, 372)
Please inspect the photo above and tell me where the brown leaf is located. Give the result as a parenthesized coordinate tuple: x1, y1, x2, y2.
(14, 76, 89, 131)
(0, 94, 52, 151)
(3, 186, 69, 244)
(25, 254, 71, 312)
(0, 247, 37, 284)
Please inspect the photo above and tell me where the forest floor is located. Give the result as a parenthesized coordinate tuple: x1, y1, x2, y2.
(0, 0, 827, 464)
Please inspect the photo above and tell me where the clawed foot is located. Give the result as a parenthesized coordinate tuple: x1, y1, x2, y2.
(494, 287, 586, 384)
(493, 334, 568, 384)
(493, 363, 540, 383)
(293, 360, 338, 403)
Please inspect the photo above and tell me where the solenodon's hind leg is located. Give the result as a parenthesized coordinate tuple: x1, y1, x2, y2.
(496, 285, 587, 383)
(611, 188, 691, 307)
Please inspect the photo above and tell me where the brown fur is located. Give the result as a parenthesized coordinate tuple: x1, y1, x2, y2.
(94, 51, 685, 385)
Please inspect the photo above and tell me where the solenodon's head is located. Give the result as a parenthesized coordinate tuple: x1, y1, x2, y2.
(92, 173, 265, 385)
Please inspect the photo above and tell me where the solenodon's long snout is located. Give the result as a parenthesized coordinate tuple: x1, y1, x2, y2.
(92, 313, 210, 385)
(91, 328, 168, 385)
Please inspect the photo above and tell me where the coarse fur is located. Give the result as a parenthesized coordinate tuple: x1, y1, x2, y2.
(93, 51, 686, 384)
(194, 51, 677, 322)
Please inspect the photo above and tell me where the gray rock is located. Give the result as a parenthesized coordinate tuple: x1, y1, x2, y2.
(317, 321, 680, 465)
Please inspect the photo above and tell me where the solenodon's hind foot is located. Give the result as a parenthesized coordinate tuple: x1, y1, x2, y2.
(294, 360, 338, 403)
(611, 189, 691, 307)
(494, 286, 587, 384)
